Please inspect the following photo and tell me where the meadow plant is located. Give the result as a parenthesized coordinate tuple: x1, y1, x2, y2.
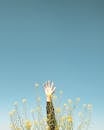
(9, 82, 93, 130)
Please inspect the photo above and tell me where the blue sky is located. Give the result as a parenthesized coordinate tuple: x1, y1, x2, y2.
(0, 0, 104, 130)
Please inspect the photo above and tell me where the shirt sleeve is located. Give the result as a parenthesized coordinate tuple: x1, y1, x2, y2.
(46, 101, 57, 130)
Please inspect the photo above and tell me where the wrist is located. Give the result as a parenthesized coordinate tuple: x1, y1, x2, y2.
(46, 95, 52, 102)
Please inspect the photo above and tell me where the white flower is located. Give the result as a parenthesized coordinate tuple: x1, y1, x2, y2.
(59, 90, 63, 94)
(13, 101, 18, 106)
(34, 83, 39, 87)
(78, 112, 83, 118)
(68, 99, 72, 104)
(83, 104, 87, 108)
(76, 97, 80, 102)
(22, 98, 27, 103)
(87, 104, 93, 110)
(31, 109, 35, 113)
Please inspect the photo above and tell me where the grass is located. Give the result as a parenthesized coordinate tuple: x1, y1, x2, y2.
(9, 83, 93, 130)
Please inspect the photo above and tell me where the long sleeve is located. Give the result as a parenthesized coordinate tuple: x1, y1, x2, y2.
(46, 101, 57, 130)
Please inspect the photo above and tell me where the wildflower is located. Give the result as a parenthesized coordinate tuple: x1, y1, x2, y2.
(83, 104, 87, 108)
(16, 128, 21, 130)
(34, 120, 38, 125)
(30, 109, 35, 114)
(76, 97, 80, 102)
(9, 112, 13, 117)
(9, 83, 93, 130)
(52, 95, 57, 100)
(22, 98, 27, 103)
(78, 112, 83, 118)
(9, 110, 16, 117)
(55, 107, 61, 113)
(87, 104, 93, 111)
(55, 126, 60, 130)
(12, 109, 16, 113)
(36, 106, 41, 112)
(10, 124, 15, 129)
(61, 116, 66, 121)
(24, 120, 32, 129)
(68, 99, 72, 104)
(34, 83, 39, 88)
(13, 101, 18, 106)
(78, 124, 83, 130)
(64, 103, 67, 107)
(67, 116, 73, 122)
(59, 90, 63, 95)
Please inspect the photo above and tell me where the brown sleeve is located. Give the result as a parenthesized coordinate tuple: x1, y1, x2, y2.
(46, 101, 57, 130)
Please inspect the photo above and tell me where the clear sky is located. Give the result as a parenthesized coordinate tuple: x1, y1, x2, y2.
(0, 0, 104, 130)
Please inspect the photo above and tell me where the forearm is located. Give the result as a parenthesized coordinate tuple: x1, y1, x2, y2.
(44, 81, 58, 130)
(46, 101, 57, 130)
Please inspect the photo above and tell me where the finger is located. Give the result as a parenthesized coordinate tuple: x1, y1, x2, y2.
(45, 81, 48, 87)
(52, 87, 56, 93)
(51, 81, 54, 88)
(51, 83, 55, 90)
(50, 82, 54, 91)
(44, 81, 48, 87)
(47, 80, 50, 87)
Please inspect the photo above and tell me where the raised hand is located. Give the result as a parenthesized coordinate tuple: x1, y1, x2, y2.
(44, 81, 56, 102)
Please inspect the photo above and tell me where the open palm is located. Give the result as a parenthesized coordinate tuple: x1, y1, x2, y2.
(44, 81, 56, 97)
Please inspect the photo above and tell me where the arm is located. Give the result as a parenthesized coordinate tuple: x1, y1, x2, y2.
(44, 81, 57, 130)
